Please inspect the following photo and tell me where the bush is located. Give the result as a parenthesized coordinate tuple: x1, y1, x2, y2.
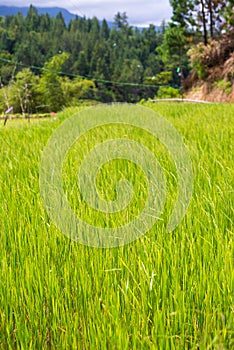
(188, 44, 208, 79)
(188, 37, 234, 81)
(156, 86, 181, 98)
(144, 71, 172, 86)
(214, 80, 232, 95)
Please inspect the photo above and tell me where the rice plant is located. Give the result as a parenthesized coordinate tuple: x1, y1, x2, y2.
(0, 102, 233, 349)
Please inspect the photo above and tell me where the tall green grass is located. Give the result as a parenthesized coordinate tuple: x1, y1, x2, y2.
(0, 103, 233, 349)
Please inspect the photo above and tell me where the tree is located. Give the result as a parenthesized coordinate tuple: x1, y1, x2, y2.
(0, 51, 15, 84)
(73, 51, 89, 76)
(116, 59, 144, 101)
(12, 68, 40, 115)
(90, 42, 111, 80)
(0, 68, 41, 115)
(199, 0, 208, 45)
(170, 0, 195, 28)
(157, 25, 188, 86)
(53, 12, 66, 36)
(15, 31, 43, 67)
(25, 5, 40, 31)
(170, 0, 233, 44)
(38, 52, 69, 111)
(218, 0, 234, 34)
(61, 77, 96, 106)
(114, 12, 129, 30)
(170, 0, 208, 43)
(101, 19, 110, 39)
(0, 61, 17, 120)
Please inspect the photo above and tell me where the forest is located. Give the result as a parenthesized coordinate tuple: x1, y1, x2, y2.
(0, 0, 233, 113)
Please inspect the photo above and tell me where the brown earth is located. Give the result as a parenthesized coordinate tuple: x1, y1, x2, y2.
(186, 83, 234, 103)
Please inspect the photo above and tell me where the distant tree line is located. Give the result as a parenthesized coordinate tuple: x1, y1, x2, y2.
(0, 2, 233, 112)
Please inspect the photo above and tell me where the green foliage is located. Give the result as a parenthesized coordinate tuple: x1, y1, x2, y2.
(158, 27, 184, 63)
(61, 77, 96, 106)
(0, 51, 14, 84)
(0, 87, 8, 112)
(144, 72, 173, 91)
(0, 53, 97, 114)
(170, 0, 233, 44)
(154, 71, 172, 85)
(0, 8, 181, 103)
(0, 69, 40, 114)
(11, 68, 40, 114)
(188, 44, 208, 79)
(170, 0, 195, 28)
(38, 52, 69, 111)
(119, 59, 143, 84)
(156, 25, 189, 86)
(101, 19, 110, 39)
(114, 12, 128, 30)
(214, 79, 232, 94)
(222, 1, 234, 33)
(156, 86, 181, 98)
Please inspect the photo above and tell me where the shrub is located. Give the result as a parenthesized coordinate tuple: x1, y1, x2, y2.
(156, 86, 181, 98)
(188, 44, 208, 79)
(144, 71, 172, 86)
(214, 80, 232, 95)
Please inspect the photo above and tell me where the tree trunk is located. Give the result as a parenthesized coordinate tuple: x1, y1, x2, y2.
(207, 0, 214, 38)
(201, 0, 208, 45)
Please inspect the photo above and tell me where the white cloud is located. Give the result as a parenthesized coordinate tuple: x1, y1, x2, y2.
(0, 0, 172, 26)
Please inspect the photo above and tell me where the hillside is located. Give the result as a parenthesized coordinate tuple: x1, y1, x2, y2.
(185, 36, 234, 102)
(186, 70, 234, 103)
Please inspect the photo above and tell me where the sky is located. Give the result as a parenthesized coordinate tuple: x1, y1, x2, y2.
(0, 0, 172, 27)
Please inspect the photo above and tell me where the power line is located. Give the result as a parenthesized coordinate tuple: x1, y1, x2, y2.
(66, 0, 86, 18)
(0, 57, 177, 89)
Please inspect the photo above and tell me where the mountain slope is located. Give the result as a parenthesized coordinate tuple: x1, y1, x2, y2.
(0, 5, 80, 25)
(0, 5, 118, 27)
(0, 5, 158, 30)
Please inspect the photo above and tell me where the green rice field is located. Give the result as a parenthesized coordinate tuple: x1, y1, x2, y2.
(0, 102, 233, 349)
